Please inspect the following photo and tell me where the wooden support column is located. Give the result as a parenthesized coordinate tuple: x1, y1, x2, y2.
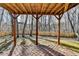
(36, 15, 39, 45)
(16, 19, 19, 38)
(32, 15, 42, 45)
(55, 15, 63, 45)
(11, 14, 19, 46)
(58, 17, 61, 45)
(13, 17, 16, 46)
(55, 3, 68, 45)
(11, 18, 14, 36)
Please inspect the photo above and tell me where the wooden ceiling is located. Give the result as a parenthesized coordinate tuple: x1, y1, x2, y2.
(0, 3, 78, 15)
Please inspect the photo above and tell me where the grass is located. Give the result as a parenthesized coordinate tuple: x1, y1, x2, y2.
(29, 31, 76, 38)
(0, 32, 10, 37)
(46, 39, 79, 53)
(60, 40, 79, 53)
(0, 31, 76, 38)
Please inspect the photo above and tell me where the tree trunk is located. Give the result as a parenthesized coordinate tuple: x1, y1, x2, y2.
(16, 19, 19, 37)
(22, 15, 28, 37)
(67, 12, 75, 33)
(45, 16, 47, 31)
(30, 16, 33, 36)
(48, 15, 51, 32)
(0, 9, 4, 31)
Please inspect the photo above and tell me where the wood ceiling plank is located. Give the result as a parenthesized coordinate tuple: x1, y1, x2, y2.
(11, 3, 23, 13)
(40, 3, 45, 14)
(18, 3, 27, 13)
(64, 3, 69, 12)
(36, 3, 42, 14)
(30, 3, 37, 14)
(50, 3, 62, 14)
(44, 3, 50, 14)
(41, 4, 49, 13)
(35, 3, 38, 14)
(27, 3, 32, 14)
(39, 3, 43, 14)
(39, 3, 43, 15)
(45, 3, 56, 14)
(23, 3, 31, 14)
(5, 3, 18, 13)
(0, 3, 78, 15)
(1, 4, 13, 13)
(68, 3, 78, 9)
(30, 3, 36, 14)
(26, 3, 32, 14)
(15, 3, 25, 13)
(54, 4, 65, 14)
(58, 8, 64, 15)
(29, 3, 33, 14)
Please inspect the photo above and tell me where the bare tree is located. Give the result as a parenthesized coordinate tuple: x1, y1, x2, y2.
(48, 15, 51, 32)
(16, 18, 19, 37)
(0, 9, 4, 30)
(22, 15, 28, 37)
(30, 16, 33, 36)
(67, 12, 75, 33)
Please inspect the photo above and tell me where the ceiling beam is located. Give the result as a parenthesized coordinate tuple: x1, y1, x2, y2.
(0, 4, 13, 13)
(50, 4, 62, 14)
(0, 3, 78, 15)
(64, 3, 69, 12)
(11, 4, 23, 13)
(5, 4, 18, 13)
(54, 4, 65, 14)
(27, 3, 32, 14)
(46, 4, 56, 14)
(38, 3, 42, 14)
(23, 3, 30, 13)
(15, 3, 24, 13)
(41, 3, 45, 14)
(44, 3, 50, 14)
(18, 3, 28, 13)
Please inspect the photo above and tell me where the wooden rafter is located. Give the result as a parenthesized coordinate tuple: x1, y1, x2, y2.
(41, 4, 49, 13)
(50, 4, 62, 14)
(40, 3, 45, 14)
(64, 3, 69, 12)
(1, 4, 13, 13)
(11, 4, 22, 13)
(44, 3, 50, 14)
(38, 3, 42, 14)
(16, 3, 24, 13)
(19, 3, 28, 13)
(0, 3, 78, 15)
(46, 4, 57, 14)
(23, 3, 30, 13)
(30, 4, 33, 14)
(54, 4, 65, 14)
(27, 3, 32, 14)
(5, 4, 18, 13)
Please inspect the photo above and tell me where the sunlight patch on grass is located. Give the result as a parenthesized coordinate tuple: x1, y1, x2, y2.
(51, 39, 79, 53)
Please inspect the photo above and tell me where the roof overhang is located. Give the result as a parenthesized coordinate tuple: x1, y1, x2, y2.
(0, 3, 78, 15)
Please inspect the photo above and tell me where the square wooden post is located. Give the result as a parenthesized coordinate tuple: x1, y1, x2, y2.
(32, 15, 42, 45)
(13, 17, 16, 46)
(36, 15, 39, 45)
(11, 19, 13, 36)
(55, 15, 63, 45)
(57, 18, 60, 45)
(11, 14, 19, 46)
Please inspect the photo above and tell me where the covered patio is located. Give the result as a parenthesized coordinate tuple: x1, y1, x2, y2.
(0, 3, 79, 56)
